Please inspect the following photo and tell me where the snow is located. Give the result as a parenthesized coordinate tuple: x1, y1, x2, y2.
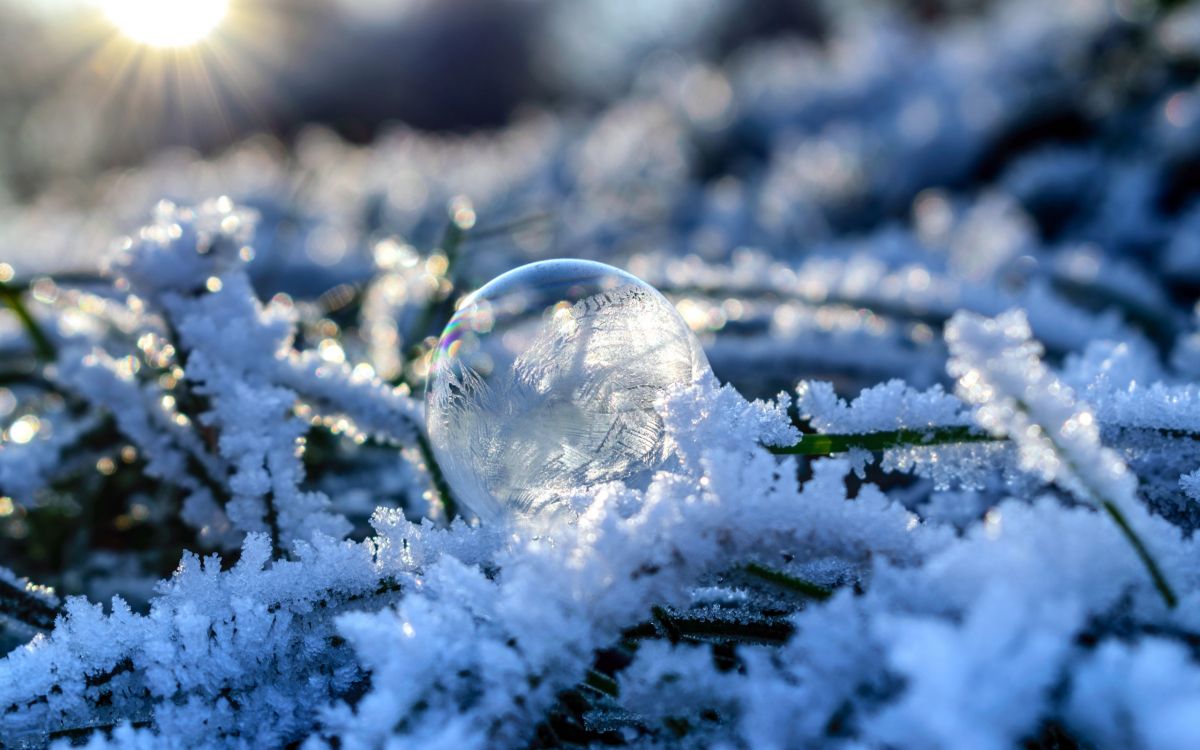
(1, 0, 1200, 747)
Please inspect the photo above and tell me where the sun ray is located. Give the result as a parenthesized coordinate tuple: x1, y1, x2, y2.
(41, 1, 295, 167)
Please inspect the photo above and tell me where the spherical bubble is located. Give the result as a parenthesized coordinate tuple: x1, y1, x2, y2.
(426, 259, 711, 522)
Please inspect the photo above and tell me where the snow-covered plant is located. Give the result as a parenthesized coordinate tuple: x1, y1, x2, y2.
(2, 199, 432, 555)
(945, 309, 1177, 605)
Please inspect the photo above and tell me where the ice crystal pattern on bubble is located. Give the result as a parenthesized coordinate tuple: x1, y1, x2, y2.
(427, 260, 710, 521)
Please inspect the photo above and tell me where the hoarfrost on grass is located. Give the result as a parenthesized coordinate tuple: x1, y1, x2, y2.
(3, 0, 1200, 746)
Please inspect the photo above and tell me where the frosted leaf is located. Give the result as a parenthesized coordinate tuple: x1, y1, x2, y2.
(427, 260, 710, 522)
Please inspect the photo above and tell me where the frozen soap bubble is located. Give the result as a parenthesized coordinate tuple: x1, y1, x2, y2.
(426, 259, 711, 522)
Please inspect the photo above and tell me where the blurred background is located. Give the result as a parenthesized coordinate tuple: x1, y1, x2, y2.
(1, 0, 830, 197)
(2, 0, 1197, 350)
(2, 0, 1198, 282)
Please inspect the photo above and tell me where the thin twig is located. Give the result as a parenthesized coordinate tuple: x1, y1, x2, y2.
(742, 562, 833, 601)
(0, 576, 58, 631)
(6, 272, 104, 291)
(463, 211, 555, 242)
(415, 428, 459, 521)
(1012, 391, 1179, 610)
(0, 281, 56, 361)
(583, 669, 620, 698)
(1102, 500, 1177, 608)
(403, 218, 468, 372)
(768, 426, 997, 455)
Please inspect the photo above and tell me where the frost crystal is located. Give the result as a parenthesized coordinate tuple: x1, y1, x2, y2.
(426, 259, 710, 522)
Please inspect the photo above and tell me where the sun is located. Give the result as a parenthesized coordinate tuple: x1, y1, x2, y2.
(101, 0, 230, 48)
